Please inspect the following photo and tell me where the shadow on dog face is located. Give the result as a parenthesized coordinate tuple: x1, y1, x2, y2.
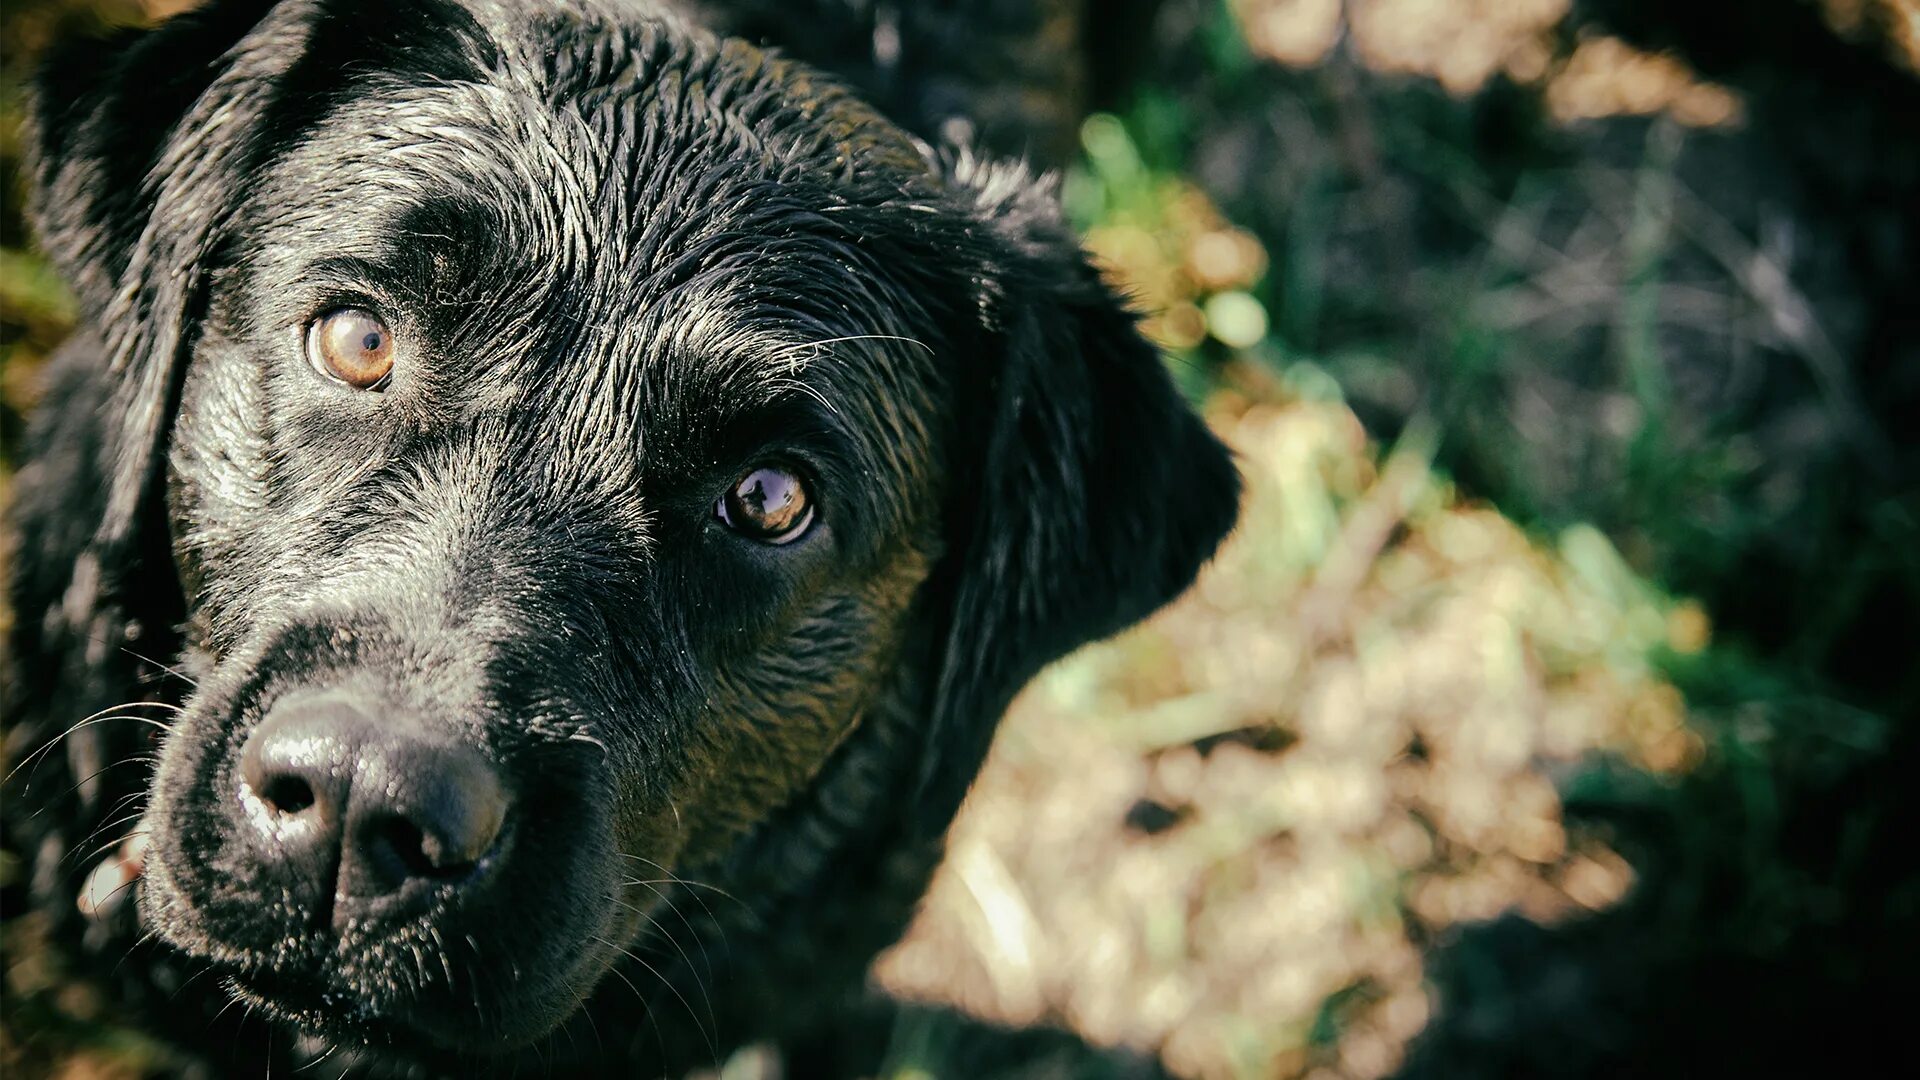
(22, 0, 1239, 1060)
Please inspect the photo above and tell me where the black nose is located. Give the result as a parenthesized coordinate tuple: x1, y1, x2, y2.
(238, 689, 509, 917)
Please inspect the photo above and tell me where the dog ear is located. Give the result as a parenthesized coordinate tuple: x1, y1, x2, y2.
(6, 0, 296, 920)
(28, 0, 296, 562)
(914, 156, 1242, 833)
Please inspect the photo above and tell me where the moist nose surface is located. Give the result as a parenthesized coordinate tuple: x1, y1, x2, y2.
(237, 689, 510, 920)
(342, 732, 510, 895)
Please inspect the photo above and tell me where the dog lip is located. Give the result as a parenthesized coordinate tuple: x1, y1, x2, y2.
(223, 962, 491, 1054)
(222, 966, 369, 1033)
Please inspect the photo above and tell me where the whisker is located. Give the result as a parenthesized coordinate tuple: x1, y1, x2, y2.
(209, 983, 247, 1028)
(113, 929, 166, 979)
(97, 781, 157, 822)
(583, 943, 660, 1060)
(293, 1040, 340, 1074)
(462, 933, 496, 1032)
(43, 756, 159, 820)
(622, 879, 746, 963)
(621, 879, 715, 989)
(79, 858, 146, 921)
(119, 647, 200, 689)
(772, 332, 935, 359)
(69, 817, 147, 873)
(575, 997, 605, 1061)
(767, 376, 840, 418)
(163, 958, 214, 997)
(4, 704, 180, 788)
(428, 925, 458, 990)
(608, 889, 715, 1035)
(614, 853, 751, 908)
(591, 935, 716, 1062)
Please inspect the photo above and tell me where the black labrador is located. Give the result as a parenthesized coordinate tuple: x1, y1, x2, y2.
(2, 0, 1237, 1072)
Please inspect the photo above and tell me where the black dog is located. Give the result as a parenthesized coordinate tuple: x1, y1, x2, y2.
(2, 0, 1236, 1072)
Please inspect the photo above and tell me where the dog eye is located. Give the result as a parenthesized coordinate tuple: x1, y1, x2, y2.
(306, 308, 395, 389)
(716, 465, 814, 543)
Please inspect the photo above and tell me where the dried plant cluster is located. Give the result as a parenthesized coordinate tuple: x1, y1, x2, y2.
(881, 370, 1704, 1079)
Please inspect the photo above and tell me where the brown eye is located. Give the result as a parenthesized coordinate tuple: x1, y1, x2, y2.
(716, 465, 814, 543)
(306, 307, 395, 389)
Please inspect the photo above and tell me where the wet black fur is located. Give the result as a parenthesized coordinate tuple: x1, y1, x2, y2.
(1, 0, 1237, 1073)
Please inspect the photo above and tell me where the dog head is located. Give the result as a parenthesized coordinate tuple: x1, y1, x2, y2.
(27, 0, 1238, 1057)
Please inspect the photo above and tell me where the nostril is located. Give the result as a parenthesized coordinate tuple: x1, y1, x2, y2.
(375, 817, 434, 876)
(353, 742, 511, 889)
(368, 815, 488, 879)
(357, 812, 503, 895)
(415, 818, 484, 873)
(259, 774, 318, 816)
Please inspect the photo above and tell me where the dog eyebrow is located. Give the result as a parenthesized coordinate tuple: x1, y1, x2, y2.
(300, 254, 411, 297)
(712, 381, 859, 468)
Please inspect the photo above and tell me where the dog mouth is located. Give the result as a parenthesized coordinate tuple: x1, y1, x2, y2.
(151, 878, 623, 1056)
(152, 854, 656, 1058)
(192, 929, 458, 1048)
(226, 976, 529, 1066)
(222, 966, 402, 1042)
(213, 950, 545, 1057)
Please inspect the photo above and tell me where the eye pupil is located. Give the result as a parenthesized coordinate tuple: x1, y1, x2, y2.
(719, 465, 813, 543)
(360, 331, 382, 352)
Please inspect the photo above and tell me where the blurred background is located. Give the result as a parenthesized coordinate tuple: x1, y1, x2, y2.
(3, 1, 1918, 1077)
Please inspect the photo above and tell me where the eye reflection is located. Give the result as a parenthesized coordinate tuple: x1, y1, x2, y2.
(717, 465, 814, 543)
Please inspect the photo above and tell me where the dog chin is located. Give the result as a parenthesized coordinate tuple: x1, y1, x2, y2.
(142, 862, 617, 1061)
(218, 959, 580, 1059)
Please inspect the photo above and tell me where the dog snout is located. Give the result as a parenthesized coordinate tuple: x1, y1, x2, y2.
(238, 689, 510, 919)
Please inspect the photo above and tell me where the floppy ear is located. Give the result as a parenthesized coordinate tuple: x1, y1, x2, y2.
(28, 0, 295, 562)
(914, 156, 1242, 832)
(3, 0, 299, 920)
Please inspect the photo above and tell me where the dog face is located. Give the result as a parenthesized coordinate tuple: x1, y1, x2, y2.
(24, 0, 1237, 1059)
(144, 20, 956, 1049)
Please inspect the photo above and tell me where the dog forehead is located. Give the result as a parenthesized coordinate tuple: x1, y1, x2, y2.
(244, 0, 941, 267)
(266, 100, 938, 393)
(339, 0, 929, 186)
(219, 0, 963, 512)
(246, 14, 953, 368)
